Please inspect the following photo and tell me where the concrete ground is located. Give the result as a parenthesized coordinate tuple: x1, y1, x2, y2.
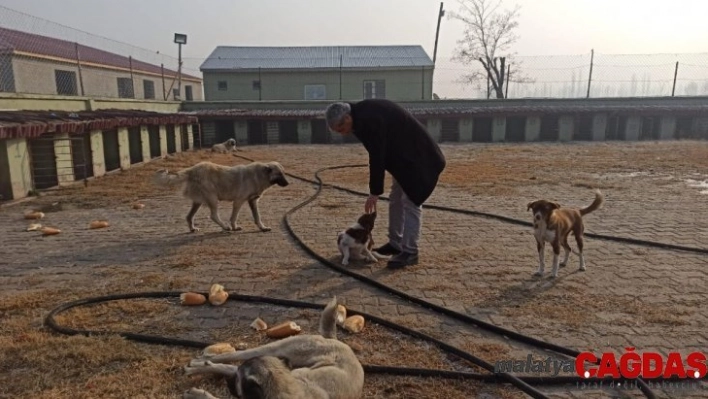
(1, 141, 706, 399)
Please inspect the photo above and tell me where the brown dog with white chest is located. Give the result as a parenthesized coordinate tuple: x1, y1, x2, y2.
(526, 190, 604, 278)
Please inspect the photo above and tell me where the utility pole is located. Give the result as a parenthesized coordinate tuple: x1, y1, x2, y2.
(432, 2, 444, 64)
(586, 48, 594, 98)
(174, 33, 187, 100)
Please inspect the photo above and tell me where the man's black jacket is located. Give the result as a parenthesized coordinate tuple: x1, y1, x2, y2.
(348, 99, 446, 206)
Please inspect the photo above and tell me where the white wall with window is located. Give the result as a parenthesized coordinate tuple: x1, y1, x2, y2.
(304, 84, 326, 100)
(363, 80, 386, 99)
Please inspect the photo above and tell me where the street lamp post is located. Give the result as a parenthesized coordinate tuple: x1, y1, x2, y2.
(174, 33, 187, 100)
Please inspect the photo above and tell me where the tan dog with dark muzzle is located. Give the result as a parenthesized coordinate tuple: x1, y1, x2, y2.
(152, 161, 289, 233)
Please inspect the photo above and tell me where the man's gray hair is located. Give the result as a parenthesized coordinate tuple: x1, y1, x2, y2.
(325, 102, 351, 130)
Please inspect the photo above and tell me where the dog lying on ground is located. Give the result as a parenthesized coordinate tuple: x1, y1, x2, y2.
(212, 138, 238, 153)
(152, 161, 289, 233)
(337, 212, 386, 266)
(183, 296, 364, 399)
(526, 189, 604, 278)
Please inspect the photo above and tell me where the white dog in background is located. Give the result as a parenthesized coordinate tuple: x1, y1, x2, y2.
(211, 138, 238, 153)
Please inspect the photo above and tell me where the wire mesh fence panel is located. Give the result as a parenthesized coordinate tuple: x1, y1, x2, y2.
(0, 5, 202, 101)
(432, 52, 708, 99)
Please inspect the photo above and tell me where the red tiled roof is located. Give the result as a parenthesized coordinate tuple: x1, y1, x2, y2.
(0, 109, 198, 139)
(0, 27, 201, 81)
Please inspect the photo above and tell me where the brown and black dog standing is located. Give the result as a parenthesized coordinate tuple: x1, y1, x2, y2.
(527, 190, 604, 278)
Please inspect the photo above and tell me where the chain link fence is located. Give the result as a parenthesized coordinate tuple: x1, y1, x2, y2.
(432, 51, 708, 99)
(0, 5, 202, 101)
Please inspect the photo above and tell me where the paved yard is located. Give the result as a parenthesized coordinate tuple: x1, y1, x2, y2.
(1, 141, 706, 399)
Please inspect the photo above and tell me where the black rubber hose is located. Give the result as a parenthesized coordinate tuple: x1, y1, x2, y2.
(277, 162, 708, 256)
(272, 161, 663, 399)
(42, 155, 707, 398)
(230, 154, 704, 398)
(46, 291, 630, 399)
(44, 289, 706, 398)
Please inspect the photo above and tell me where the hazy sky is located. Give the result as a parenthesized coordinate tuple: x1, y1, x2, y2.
(1, 0, 706, 98)
(1, 0, 706, 67)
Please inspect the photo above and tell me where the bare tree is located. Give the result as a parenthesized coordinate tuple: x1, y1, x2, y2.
(449, 0, 527, 99)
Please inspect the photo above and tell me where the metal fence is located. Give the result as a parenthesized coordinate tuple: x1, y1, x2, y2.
(432, 51, 708, 99)
(0, 5, 202, 101)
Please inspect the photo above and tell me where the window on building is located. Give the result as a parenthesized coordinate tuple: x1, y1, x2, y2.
(363, 80, 386, 99)
(55, 70, 78, 96)
(173, 88, 180, 100)
(304, 84, 326, 100)
(143, 80, 155, 99)
(185, 85, 193, 101)
(252, 80, 261, 90)
(218, 81, 228, 91)
(117, 77, 134, 98)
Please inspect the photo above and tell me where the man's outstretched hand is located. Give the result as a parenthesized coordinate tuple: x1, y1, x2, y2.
(365, 195, 378, 214)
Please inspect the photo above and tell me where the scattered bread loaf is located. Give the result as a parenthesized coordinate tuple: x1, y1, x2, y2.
(180, 292, 207, 306)
(343, 315, 365, 333)
(202, 342, 235, 356)
(24, 211, 45, 220)
(26, 223, 42, 232)
(132, 203, 145, 210)
(209, 283, 229, 306)
(250, 317, 268, 331)
(265, 321, 302, 339)
(40, 227, 61, 236)
(89, 220, 110, 229)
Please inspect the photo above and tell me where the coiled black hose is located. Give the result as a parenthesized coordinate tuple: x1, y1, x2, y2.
(43, 154, 708, 398)
(283, 162, 708, 256)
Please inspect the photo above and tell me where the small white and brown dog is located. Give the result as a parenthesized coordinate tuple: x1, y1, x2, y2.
(526, 190, 604, 278)
(337, 212, 385, 266)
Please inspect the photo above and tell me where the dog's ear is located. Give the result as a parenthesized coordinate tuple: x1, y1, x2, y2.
(241, 375, 264, 398)
(550, 202, 561, 209)
(278, 356, 293, 369)
(526, 201, 535, 211)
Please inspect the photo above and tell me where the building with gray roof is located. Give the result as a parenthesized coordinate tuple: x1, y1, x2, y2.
(199, 45, 434, 101)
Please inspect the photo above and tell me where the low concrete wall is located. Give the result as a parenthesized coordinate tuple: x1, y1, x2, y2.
(195, 112, 705, 147)
(1, 138, 33, 199)
(0, 93, 182, 113)
(54, 133, 74, 185)
(1, 122, 193, 201)
(180, 95, 708, 113)
(297, 120, 312, 144)
(118, 128, 131, 170)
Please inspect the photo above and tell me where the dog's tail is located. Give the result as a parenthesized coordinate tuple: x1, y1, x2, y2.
(579, 189, 604, 216)
(151, 168, 188, 188)
(319, 296, 339, 340)
(371, 252, 389, 260)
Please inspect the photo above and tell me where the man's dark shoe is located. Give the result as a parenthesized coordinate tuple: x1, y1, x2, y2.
(373, 243, 401, 257)
(386, 251, 419, 269)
